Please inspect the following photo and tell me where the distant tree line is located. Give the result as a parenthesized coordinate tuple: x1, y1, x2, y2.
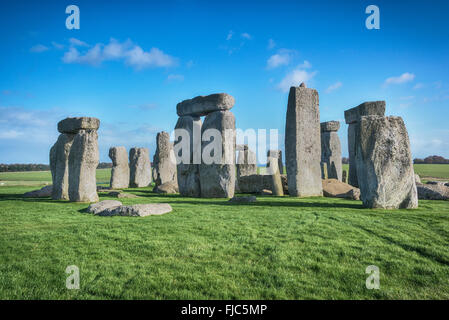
(0, 162, 113, 172)
(342, 157, 349, 164)
(414, 155, 449, 164)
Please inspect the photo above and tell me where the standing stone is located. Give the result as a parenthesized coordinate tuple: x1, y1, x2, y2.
(237, 144, 257, 178)
(355, 116, 418, 209)
(109, 146, 129, 189)
(285, 84, 323, 197)
(266, 150, 283, 175)
(68, 130, 100, 202)
(268, 154, 284, 196)
(342, 169, 348, 183)
(174, 116, 202, 197)
(153, 131, 178, 187)
(177, 93, 235, 117)
(320, 162, 328, 180)
(345, 101, 385, 187)
(129, 148, 152, 188)
(320, 121, 342, 181)
(199, 110, 236, 198)
(50, 133, 75, 200)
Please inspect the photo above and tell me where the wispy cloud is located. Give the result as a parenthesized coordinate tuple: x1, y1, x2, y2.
(266, 49, 294, 69)
(241, 32, 251, 40)
(278, 66, 317, 92)
(167, 74, 184, 81)
(62, 38, 178, 70)
(413, 83, 424, 90)
(325, 81, 343, 93)
(69, 38, 89, 47)
(267, 38, 276, 49)
(30, 44, 49, 53)
(384, 72, 415, 86)
(226, 31, 233, 41)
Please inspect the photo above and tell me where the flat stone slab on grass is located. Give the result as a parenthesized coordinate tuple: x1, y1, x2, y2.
(417, 183, 449, 200)
(23, 185, 53, 198)
(322, 179, 360, 200)
(229, 196, 257, 203)
(87, 200, 122, 215)
(98, 203, 173, 217)
(176, 93, 235, 117)
(106, 191, 139, 198)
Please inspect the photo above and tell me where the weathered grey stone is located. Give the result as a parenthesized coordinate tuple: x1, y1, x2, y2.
(355, 116, 418, 209)
(50, 133, 75, 200)
(238, 174, 288, 194)
(322, 179, 360, 200)
(268, 154, 284, 196)
(237, 145, 257, 178)
(415, 174, 421, 184)
(285, 85, 322, 197)
(154, 131, 177, 187)
(87, 200, 122, 215)
(259, 189, 273, 195)
(342, 169, 348, 183)
(344, 101, 386, 124)
(129, 147, 152, 188)
(98, 203, 172, 217)
(417, 184, 449, 200)
(153, 182, 178, 194)
(199, 110, 236, 198)
(321, 121, 342, 181)
(345, 101, 385, 187)
(320, 121, 340, 132)
(426, 181, 448, 186)
(109, 146, 129, 189)
(320, 162, 328, 180)
(229, 196, 257, 203)
(176, 93, 235, 117)
(58, 117, 100, 134)
(23, 185, 53, 198)
(266, 150, 283, 175)
(106, 191, 139, 198)
(174, 115, 202, 197)
(68, 130, 99, 202)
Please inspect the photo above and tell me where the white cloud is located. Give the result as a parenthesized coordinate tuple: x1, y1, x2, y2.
(278, 68, 317, 92)
(62, 38, 177, 69)
(267, 39, 276, 49)
(30, 44, 49, 53)
(241, 32, 251, 40)
(299, 60, 312, 69)
(325, 81, 343, 93)
(384, 72, 415, 86)
(69, 38, 89, 47)
(226, 31, 233, 41)
(167, 74, 184, 81)
(266, 49, 295, 69)
(51, 41, 64, 50)
(413, 83, 424, 90)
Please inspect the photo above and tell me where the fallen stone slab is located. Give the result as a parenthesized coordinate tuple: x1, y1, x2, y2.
(177, 93, 235, 117)
(106, 191, 139, 198)
(153, 182, 178, 194)
(426, 181, 448, 186)
(98, 203, 173, 217)
(259, 189, 273, 195)
(229, 196, 257, 203)
(87, 200, 122, 215)
(23, 185, 53, 198)
(322, 179, 360, 200)
(58, 117, 100, 134)
(417, 183, 449, 200)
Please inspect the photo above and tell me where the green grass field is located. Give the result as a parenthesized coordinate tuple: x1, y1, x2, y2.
(0, 166, 449, 299)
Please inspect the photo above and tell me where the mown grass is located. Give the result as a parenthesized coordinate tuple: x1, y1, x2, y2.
(0, 182, 449, 299)
(413, 164, 449, 180)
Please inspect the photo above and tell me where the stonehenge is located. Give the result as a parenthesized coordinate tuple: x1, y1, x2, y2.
(344, 101, 385, 187)
(267, 153, 284, 196)
(109, 146, 129, 189)
(285, 84, 323, 197)
(174, 93, 236, 198)
(320, 121, 342, 181)
(153, 131, 178, 187)
(266, 150, 283, 175)
(355, 116, 418, 209)
(129, 147, 152, 188)
(237, 144, 257, 178)
(50, 117, 100, 202)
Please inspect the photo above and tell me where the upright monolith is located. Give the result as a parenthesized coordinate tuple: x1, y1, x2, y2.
(320, 121, 342, 181)
(109, 146, 129, 189)
(285, 83, 322, 197)
(153, 131, 178, 187)
(129, 147, 152, 188)
(237, 144, 257, 178)
(50, 133, 75, 200)
(266, 150, 283, 175)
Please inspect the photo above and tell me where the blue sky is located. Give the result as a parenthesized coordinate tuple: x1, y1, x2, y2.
(1, 0, 448, 164)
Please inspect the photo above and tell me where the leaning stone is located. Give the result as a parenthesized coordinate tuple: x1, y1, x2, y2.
(174, 115, 202, 197)
(285, 85, 322, 197)
(267, 155, 284, 196)
(50, 133, 75, 200)
(355, 116, 418, 209)
(109, 146, 130, 189)
(68, 130, 99, 202)
(129, 147, 152, 188)
(229, 196, 257, 203)
(322, 179, 360, 200)
(266, 150, 283, 176)
(58, 117, 100, 134)
(87, 200, 122, 215)
(153, 182, 178, 194)
(199, 110, 236, 198)
(99, 203, 173, 217)
(153, 131, 177, 187)
(417, 184, 449, 200)
(23, 185, 53, 198)
(176, 93, 235, 117)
